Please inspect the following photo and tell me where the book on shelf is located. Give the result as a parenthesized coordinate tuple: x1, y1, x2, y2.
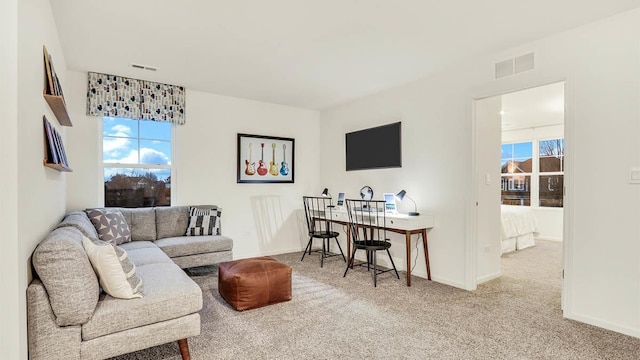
(43, 46, 55, 96)
(43, 116, 59, 164)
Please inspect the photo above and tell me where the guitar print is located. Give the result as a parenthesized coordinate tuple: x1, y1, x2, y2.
(279, 144, 289, 176)
(244, 143, 256, 176)
(269, 143, 278, 176)
(257, 143, 268, 176)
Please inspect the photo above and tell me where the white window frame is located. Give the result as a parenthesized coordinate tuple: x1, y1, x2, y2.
(501, 138, 564, 208)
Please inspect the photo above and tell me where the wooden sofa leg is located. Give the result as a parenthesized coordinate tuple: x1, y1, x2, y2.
(178, 339, 191, 360)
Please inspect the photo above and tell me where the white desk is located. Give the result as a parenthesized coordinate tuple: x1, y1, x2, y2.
(326, 208, 435, 286)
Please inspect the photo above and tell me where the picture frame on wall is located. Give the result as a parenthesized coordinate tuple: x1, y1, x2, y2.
(237, 133, 294, 183)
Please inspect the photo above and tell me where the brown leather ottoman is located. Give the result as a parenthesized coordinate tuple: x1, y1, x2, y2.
(218, 256, 292, 311)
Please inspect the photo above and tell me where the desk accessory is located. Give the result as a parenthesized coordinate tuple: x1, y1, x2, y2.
(396, 190, 419, 216)
(383, 193, 397, 213)
(360, 186, 373, 201)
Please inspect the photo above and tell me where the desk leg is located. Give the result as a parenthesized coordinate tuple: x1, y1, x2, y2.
(422, 229, 431, 280)
(405, 231, 412, 286)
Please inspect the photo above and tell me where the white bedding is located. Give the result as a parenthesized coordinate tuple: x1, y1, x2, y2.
(501, 206, 538, 254)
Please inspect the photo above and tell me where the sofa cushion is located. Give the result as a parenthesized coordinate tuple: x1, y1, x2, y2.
(32, 227, 99, 326)
(55, 211, 99, 239)
(155, 206, 189, 239)
(85, 208, 132, 245)
(82, 236, 143, 299)
(154, 235, 233, 258)
(115, 207, 157, 241)
(186, 206, 221, 236)
(81, 262, 202, 341)
(120, 241, 174, 266)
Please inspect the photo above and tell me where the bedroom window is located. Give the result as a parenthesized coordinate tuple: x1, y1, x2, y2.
(538, 138, 564, 207)
(102, 117, 173, 207)
(501, 142, 532, 206)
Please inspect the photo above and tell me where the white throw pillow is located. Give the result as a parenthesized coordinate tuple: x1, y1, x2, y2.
(82, 236, 143, 299)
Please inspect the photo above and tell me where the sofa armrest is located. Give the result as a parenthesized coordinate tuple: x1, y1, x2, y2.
(27, 279, 82, 360)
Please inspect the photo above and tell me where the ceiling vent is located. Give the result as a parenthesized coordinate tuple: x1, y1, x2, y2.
(131, 63, 158, 71)
(495, 52, 534, 79)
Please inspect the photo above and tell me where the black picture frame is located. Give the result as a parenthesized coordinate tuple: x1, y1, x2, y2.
(237, 133, 294, 183)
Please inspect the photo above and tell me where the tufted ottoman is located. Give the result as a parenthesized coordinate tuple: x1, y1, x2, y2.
(218, 256, 292, 311)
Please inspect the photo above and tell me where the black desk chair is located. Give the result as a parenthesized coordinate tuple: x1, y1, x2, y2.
(343, 199, 400, 287)
(301, 196, 346, 267)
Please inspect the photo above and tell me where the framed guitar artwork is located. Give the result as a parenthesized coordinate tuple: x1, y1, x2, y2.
(237, 133, 294, 183)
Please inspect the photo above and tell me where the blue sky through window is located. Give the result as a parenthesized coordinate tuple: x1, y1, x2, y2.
(103, 117, 172, 166)
(501, 142, 532, 166)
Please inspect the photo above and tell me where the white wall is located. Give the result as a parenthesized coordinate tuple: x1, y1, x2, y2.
(0, 0, 20, 358)
(502, 124, 564, 240)
(12, 1, 70, 359)
(320, 9, 640, 337)
(475, 96, 502, 283)
(66, 74, 321, 259)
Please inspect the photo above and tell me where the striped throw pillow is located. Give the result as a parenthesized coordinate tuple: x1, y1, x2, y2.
(185, 207, 221, 236)
(82, 236, 143, 299)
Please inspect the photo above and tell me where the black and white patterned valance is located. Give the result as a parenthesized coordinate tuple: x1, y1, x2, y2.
(86, 72, 185, 125)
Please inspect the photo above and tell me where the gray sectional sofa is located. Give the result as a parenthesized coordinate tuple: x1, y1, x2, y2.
(27, 205, 233, 360)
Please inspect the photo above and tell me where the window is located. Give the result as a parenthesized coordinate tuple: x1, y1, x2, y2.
(538, 138, 564, 207)
(102, 117, 172, 207)
(500, 138, 565, 208)
(501, 142, 532, 206)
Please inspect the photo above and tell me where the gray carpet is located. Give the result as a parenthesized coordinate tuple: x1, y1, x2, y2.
(111, 240, 640, 359)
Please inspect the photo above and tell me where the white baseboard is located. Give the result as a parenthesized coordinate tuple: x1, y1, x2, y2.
(535, 236, 562, 242)
(564, 312, 640, 338)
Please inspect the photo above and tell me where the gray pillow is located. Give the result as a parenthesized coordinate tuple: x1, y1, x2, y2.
(85, 208, 132, 245)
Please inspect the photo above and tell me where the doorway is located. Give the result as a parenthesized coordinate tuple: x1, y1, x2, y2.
(473, 81, 566, 296)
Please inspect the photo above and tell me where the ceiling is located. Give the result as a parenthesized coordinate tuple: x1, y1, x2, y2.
(501, 82, 565, 131)
(51, 1, 640, 110)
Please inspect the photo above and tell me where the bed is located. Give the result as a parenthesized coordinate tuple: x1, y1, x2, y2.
(501, 205, 538, 254)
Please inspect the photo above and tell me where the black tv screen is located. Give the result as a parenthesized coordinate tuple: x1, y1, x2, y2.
(345, 122, 402, 171)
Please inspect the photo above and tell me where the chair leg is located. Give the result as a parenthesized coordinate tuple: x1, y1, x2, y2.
(300, 237, 313, 261)
(321, 238, 326, 268)
(334, 237, 346, 262)
(177, 339, 190, 360)
(386, 248, 400, 279)
(344, 249, 357, 277)
(373, 251, 378, 287)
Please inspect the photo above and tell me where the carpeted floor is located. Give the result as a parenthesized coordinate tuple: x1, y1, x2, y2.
(111, 240, 640, 359)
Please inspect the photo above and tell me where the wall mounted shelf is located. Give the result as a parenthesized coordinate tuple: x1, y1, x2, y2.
(43, 92, 72, 126)
(43, 161, 72, 172)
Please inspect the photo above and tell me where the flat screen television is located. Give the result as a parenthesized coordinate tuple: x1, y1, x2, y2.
(345, 122, 401, 171)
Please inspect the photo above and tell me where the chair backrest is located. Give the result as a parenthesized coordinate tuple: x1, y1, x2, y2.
(302, 196, 334, 235)
(345, 199, 388, 244)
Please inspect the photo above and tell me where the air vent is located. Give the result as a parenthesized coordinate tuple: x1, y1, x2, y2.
(130, 63, 158, 71)
(514, 52, 535, 73)
(495, 52, 534, 79)
(495, 59, 514, 79)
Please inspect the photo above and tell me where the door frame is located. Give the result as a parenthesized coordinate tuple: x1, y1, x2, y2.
(467, 77, 574, 316)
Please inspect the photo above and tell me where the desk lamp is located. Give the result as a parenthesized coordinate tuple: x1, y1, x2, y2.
(321, 188, 335, 207)
(396, 190, 419, 216)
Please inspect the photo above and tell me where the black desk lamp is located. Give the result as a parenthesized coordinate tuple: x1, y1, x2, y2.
(396, 190, 419, 216)
(322, 188, 335, 207)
